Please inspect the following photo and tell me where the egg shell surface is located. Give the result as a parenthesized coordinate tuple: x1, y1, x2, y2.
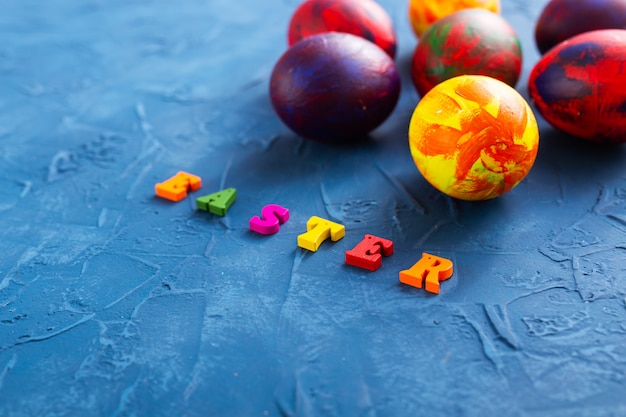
(528, 29, 626, 143)
(270, 32, 401, 143)
(411, 8, 522, 97)
(288, 0, 397, 57)
(407, 0, 500, 37)
(409, 75, 539, 201)
(535, 0, 626, 54)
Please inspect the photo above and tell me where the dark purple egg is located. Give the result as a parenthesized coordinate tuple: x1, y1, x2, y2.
(535, 0, 626, 54)
(269, 32, 401, 143)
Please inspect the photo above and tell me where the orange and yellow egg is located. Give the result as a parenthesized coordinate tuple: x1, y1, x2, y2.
(408, 0, 501, 37)
(408, 75, 539, 201)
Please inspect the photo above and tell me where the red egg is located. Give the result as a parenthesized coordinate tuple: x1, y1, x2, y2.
(411, 8, 521, 97)
(288, 0, 397, 57)
(535, 0, 626, 54)
(528, 29, 626, 143)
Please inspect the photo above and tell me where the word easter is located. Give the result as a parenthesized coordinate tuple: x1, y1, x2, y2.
(155, 171, 454, 294)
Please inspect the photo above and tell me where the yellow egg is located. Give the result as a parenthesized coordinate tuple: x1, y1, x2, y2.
(408, 75, 539, 200)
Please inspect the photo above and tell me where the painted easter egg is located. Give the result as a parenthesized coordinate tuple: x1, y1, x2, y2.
(411, 8, 521, 97)
(407, 0, 500, 37)
(409, 75, 539, 201)
(535, 0, 626, 54)
(528, 29, 626, 143)
(288, 0, 397, 57)
(270, 32, 401, 143)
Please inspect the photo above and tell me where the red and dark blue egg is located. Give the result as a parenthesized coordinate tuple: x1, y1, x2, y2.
(411, 8, 522, 97)
(535, 0, 626, 54)
(287, 0, 397, 58)
(528, 29, 626, 143)
(270, 32, 400, 143)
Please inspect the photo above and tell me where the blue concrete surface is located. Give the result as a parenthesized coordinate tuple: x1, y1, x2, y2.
(2, 0, 626, 416)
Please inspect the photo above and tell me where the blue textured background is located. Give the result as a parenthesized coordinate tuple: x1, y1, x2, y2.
(2, 0, 626, 416)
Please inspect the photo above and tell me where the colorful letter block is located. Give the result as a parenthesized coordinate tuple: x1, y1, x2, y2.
(345, 234, 394, 271)
(297, 216, 345, 252)
(155, 171, 202, 202)
(399, 253, 453, 294)
(249, 204, 290, 235)
(196, 188, 237, 216)
(154, 177, 456, 290)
